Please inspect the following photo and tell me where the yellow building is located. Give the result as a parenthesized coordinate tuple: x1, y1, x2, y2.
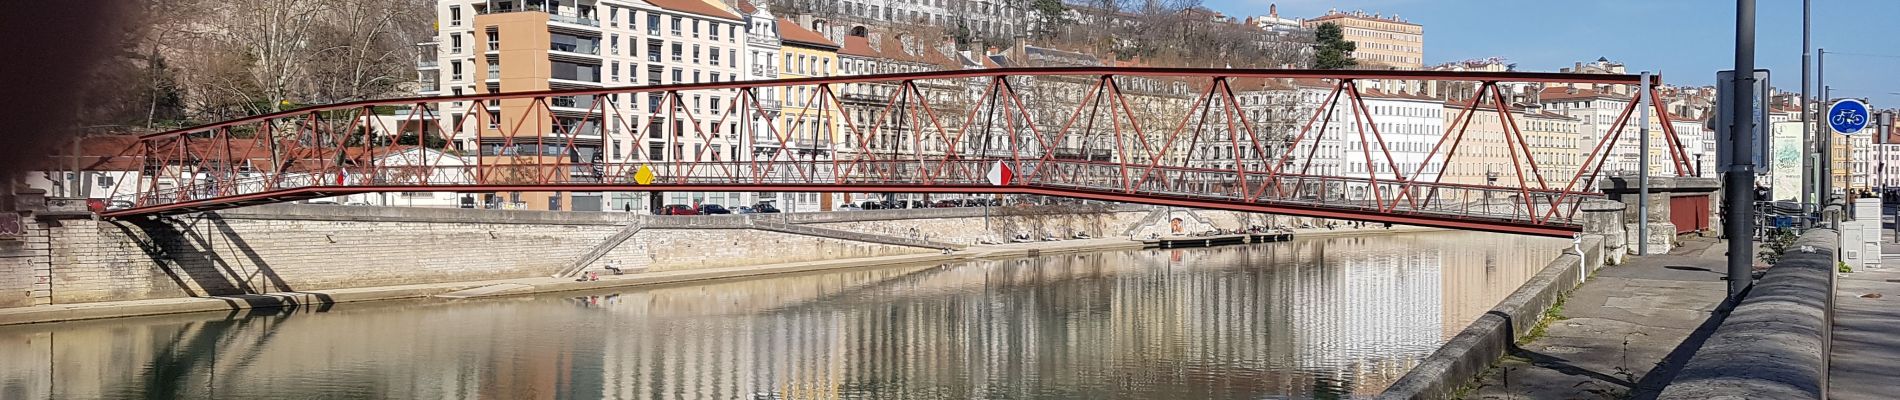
(1438, 103, 1511, 187)
(775, 18, 839, 150)
(775, 19, 840, 209)
(1301, 9, 1423, 69)
(1522, 112, 1584, 185)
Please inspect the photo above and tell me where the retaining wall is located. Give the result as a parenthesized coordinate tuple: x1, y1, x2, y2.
(1655, 227, 1836, 400)
(1377, 235, 1608, 399)
(1378, 199, 1624, 399)
(3, 204, 1183, 308)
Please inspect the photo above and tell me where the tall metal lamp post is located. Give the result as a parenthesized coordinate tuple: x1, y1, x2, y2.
(1725, 0, 1758, 296)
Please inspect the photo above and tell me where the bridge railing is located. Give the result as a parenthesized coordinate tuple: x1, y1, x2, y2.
(116, 158, 1597, 227)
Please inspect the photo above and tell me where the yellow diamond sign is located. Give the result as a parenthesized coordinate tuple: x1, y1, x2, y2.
(633, 165, 655, 185)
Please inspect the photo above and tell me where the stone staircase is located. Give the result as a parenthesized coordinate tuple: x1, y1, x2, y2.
(747, 220, 965, 250)
(555, 220, 644, 278)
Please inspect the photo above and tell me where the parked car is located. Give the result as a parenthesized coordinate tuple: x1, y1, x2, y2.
(660, 204, 699, 215)
(750, 202, 781, 213)
(734, 206, 756, 214)
(857, 201, 886, 210)
(698, 204, 732, 215)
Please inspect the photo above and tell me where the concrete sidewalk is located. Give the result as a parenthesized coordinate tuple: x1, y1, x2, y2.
(1829, 211, 1900, 400)
(1469, 236, 1733, 400)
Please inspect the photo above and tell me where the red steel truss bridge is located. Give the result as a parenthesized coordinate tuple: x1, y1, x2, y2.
(99, 67, 1694, 237)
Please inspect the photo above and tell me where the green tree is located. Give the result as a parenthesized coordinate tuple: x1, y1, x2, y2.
(1029, 0, 1073, 39)
(1312, 22, 1357, 69)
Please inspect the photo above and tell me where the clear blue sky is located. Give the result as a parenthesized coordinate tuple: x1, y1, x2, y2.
(1201, 0, 1900, 105)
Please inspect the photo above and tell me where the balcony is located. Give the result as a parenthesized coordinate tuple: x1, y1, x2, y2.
(548, 14, 600, 28)
(549, 41, 602, 62)
(418, 59, 439, 69)
(750, 65, 778, 78)
(549, 95, 599, 113)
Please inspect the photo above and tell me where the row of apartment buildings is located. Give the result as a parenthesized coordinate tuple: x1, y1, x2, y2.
(391, 0, 1730, 213)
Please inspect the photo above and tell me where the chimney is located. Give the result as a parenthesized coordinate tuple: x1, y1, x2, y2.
(1011, 34, 1028, 61)
(940, 34, 956, 54)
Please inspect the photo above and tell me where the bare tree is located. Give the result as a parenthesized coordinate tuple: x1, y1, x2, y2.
(306, 0, 432, 104)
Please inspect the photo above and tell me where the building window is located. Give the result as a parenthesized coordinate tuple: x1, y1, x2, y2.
(692, 20, 701, 38)
(450, 61, 462, 80)
(612, 140, 623, 160)
(611, 62, 620, 82)
(647, 14, 660, 35)
(710, 46, 720, 65)
(671, 17, 682, 36)
(450, 6, 462, 26)
(671, 43, 682, 61)
(450, 35, 462, 54)
(728, 49, 736, 67)
(710, 23, 720, 41)
(692, 45, 700, 64)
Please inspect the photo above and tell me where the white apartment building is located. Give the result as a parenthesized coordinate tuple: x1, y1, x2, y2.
(1539, 86, 1686, 178)
(426, 0, 749, 212)
(1273, 82, 1442, 200)
(1851, 132, 1874, 191)
(1875, 141, 1900, 191)
(781, 0, 1025, 40)
(1341, 91, 1445, 186)
(1670, 118, 1715, 177)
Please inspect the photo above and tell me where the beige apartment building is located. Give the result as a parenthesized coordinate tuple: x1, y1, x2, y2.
(426, 0, 748, 212)
(1301, 9, 1423, 69)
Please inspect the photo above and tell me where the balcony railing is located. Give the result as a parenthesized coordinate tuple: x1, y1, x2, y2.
(751, 66, 779, 78)
(418, 60, 439, 69)
(549, 14, 600, 27)
(550, 42, 600, 55)
(551, 95, 597, 110)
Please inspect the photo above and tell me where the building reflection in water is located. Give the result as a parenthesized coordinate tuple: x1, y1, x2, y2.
(0, 231, 1561, 399)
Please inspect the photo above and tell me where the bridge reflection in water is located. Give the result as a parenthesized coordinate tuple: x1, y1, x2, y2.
(0, 231, 1562, 399)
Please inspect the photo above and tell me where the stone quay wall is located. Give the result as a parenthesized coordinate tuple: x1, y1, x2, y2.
(1, 204, 1199, 308)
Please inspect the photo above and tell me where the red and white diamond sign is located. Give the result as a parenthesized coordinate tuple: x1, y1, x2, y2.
(986, 161, 1013, 186)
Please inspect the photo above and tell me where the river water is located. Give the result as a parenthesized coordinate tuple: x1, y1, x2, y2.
(0, 231, 1563, 399)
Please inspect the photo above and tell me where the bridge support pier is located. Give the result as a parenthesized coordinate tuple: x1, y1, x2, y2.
(1582, 199, 1628, 265)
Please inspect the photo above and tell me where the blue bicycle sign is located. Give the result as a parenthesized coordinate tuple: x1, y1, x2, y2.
(1829, 98, 1871, 134)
